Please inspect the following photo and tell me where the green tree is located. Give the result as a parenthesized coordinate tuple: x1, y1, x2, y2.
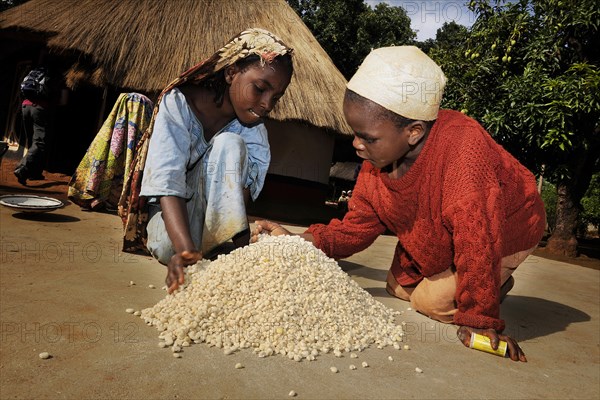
(435, 21, 469, 49)
(287, 0, 369, 78)
(419, 22, 469, 102)
(415, 18, 469, 54)
(356, 3, 415, 54)
(287, 0, 415, 79)
(581, 173, 600, 234)
(541, 180, 558, 233)
(430, 0, 600, 257)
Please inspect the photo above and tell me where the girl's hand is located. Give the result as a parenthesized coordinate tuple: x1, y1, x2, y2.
(166, 250, 202, 294)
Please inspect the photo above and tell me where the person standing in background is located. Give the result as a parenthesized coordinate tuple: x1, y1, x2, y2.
(13, 63, 60, 185)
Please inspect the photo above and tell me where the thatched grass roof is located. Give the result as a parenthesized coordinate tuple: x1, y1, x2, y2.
(0, 0, 352, 134)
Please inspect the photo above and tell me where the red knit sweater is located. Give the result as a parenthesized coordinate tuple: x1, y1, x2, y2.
(308, 110, 546, 331)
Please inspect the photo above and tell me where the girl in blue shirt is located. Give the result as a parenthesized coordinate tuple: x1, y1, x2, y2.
(120, 28, 293, 293)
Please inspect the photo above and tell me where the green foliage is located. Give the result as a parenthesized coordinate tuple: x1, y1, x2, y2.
(540, 174, 599, 235)
(286, 0, 416, 79)
(287, 0, 368, 78)
(418, 22, 468, 56)
(424, 22, 470, 111)
(356, 3, 415, 52)
(541, 179, 557, 232)
(429, 0, 600, 179)
(581, 173, 600, 230)
(435, 21, 470, 49)
(427, 0, 599, 246)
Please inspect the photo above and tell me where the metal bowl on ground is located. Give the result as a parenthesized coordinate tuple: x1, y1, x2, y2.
(0, 194, 64, 213)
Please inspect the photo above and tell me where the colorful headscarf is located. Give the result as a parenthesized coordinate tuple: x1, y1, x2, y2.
(118, 28, 293, 254)
(162, 28, 293, 96)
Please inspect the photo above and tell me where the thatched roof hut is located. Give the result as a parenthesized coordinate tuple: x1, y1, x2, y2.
(0, 0, 351, 134)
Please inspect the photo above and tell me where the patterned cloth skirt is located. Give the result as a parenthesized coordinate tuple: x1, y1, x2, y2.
(67, 93, 153, 210)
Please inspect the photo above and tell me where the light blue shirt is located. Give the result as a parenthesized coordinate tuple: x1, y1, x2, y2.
(140, 88, 270, 201)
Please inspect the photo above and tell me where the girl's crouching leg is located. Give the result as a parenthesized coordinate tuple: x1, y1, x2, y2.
(145, 209, 175, 265)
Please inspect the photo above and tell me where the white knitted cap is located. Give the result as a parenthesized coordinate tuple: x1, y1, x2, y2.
(347, 46, 446, 121)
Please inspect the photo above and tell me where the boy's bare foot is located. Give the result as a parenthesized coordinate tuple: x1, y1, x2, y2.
(385, 270, 413, 301)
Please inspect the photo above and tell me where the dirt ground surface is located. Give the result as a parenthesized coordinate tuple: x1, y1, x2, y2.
(1, 148, 599, 399)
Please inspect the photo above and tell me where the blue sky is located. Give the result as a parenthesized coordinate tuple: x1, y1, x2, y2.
(365, 1, 478, 41)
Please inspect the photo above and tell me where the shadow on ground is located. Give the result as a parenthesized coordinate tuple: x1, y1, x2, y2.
(501, 295, 590, 341)
(11, 212, 80, 223)
(338, 261, 592, 344)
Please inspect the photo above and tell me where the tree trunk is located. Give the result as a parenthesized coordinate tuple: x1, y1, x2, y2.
(545, 183, 579, 257)
(545, 136, 599, 257)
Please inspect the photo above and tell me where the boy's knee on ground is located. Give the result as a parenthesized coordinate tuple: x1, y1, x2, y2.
(410, 289, 456, 323)
(409, 271, 457, 324)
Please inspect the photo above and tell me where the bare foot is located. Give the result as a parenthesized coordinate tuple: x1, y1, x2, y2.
(385, 270, 413, 301)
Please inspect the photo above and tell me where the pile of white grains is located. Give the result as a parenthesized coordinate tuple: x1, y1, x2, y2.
(140, 235, 404, 361)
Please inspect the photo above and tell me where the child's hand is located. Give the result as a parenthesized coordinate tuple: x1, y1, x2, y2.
(251, 220, 292, 243)
(166, 250, 202, 294)
(457, 326, 527, 362)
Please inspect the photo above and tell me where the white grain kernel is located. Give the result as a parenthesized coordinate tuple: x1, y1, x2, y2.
(330, 366, 338, 373)
(349, 364, 357, 370)
(288, 390, 297, 397)
(173, 353, 182, 358)
(403, 345, 410, 350)
(148, 284, 156, 289)
(388, 356, 394, 361)
(235, 363, 244, 369)
(350, 353, 358, 359)
(361, 361, 369, 368)
(125, 308, 135, 314)
(415, 367, 423, 373)
(38, 352, 50, 359)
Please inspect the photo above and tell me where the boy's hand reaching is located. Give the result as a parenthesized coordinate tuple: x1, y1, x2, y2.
(166, 250, 202, 294)
(251, 220, 292, 243)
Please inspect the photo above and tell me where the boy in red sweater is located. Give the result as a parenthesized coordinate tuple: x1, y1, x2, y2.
(253, 46, 545, 362)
